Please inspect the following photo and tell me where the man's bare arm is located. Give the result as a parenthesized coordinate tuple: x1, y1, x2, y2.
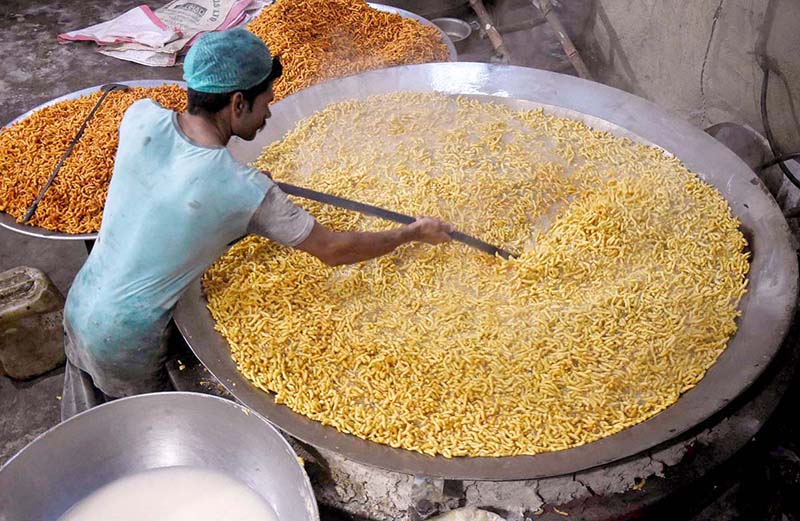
(295, 217, 453, 266)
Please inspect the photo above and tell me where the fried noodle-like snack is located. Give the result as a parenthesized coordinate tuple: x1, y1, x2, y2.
(204, 93, 750, 457)
(0, 85, 186, 233)
(247, 0, 450, 101)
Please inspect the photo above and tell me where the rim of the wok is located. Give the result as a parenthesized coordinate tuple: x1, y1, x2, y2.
(175, 62, 798, 480)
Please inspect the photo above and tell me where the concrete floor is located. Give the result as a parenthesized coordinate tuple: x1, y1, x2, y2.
(2, 1, 800, 520)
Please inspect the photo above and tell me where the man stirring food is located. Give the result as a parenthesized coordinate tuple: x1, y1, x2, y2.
(61, 28, 453, 420)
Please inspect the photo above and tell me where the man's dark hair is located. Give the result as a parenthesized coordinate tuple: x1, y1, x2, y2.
(187, 56, 283, 115)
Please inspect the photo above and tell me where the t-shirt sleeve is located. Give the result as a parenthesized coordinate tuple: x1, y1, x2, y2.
(247, 184, 316, 247)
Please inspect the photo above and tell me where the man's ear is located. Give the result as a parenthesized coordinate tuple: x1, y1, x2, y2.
(231, 91, 246, 116)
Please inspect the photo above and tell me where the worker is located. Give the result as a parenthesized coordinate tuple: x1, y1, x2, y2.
(60, 28, 453, 420)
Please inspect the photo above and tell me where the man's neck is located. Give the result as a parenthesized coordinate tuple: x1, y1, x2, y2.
(177, 111, 231, 147)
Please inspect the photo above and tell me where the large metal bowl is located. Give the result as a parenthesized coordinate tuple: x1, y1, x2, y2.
(0, 392, 319, 521)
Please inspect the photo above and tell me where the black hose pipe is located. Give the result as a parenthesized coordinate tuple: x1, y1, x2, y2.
(760, 59, 800, 189)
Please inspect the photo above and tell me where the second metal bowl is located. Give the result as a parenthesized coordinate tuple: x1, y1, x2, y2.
(432, 17, 473, 47)
(0, 392, 319, 521)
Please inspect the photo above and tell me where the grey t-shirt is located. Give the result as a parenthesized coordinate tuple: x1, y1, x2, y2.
(247, 184, 316, 247)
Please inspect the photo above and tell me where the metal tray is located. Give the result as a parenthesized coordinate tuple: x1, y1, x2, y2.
(178, 63, 795, 480)
(0, 79, 186, 241)
(369, 3, 458, 61)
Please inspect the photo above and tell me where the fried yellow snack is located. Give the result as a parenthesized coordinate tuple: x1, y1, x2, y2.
(204, 93, 749, 457)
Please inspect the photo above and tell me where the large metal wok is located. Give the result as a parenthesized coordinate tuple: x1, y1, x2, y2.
(174, 63, 797, 480)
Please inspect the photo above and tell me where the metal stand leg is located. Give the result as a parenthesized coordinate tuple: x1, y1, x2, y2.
(469, 0, 512, 64)
(533, 0, 593, 80)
